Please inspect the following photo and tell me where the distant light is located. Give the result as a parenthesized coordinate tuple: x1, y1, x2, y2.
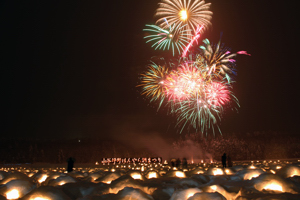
(78, 140, 80, 142)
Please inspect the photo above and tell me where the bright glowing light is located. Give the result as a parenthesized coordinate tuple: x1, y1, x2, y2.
(131, 174, 142, 180)
(179, 10, 188, 21)
(59, 181, 66, 185)
(263, 183, 283, 192)
(38, 174, 48, 183)
(211, 185, 217, 191)
(213, 168, 224, 175)
(6, 189, 20, 199)
(175, 171, 185, 178)
(147, 172, 157, 179)
(244, 173, 260, 180)
(32, 197, 51, 200)
(187, 193, 194, 198)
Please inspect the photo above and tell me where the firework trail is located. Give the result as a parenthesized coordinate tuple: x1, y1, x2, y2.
(182, 25, 203, 57)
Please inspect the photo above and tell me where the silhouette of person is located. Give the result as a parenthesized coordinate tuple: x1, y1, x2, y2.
(171, 159, 175, 167)
(182, 158, 188, 169)
(221, 153, 227, 168)
(227, 154, 233, 167)
(67, 157, 75, 173)
(175, 158, 181, 168)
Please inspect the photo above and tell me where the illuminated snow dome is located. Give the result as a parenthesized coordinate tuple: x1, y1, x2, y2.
(145, 171, 160, 179)
(165, 170, 186, 178)
(170, 188, 202, 200)
(95, 171, 122, 184)
(21, 186, 72, 200)
(108, 175, 156, 196)
(188, 192, 226, 200)
(0, 179, 36, 199)
(188, 167, 206, 175)
(0, 171, 32, 185)
(89, 187, 154, 200)
(252, 173, 298, 194)
(276, 164, 300, 178)
(207, 168, 225, 176)
(47, 175, 77, 186)
(236, 168, 265, 180)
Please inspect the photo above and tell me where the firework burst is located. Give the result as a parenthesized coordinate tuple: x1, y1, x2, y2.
(155, 0, 212, 34)
(144, 23, 191, 56)
(138, 60, 169, 109)
(138, 0, 248, 136)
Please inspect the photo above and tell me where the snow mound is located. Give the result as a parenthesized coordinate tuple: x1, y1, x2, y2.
(188, 192, 226, 200)
(170, 188, 202, 200)
(0, 179, 36, 199)
(47, 175, 77, 186)
(22, 186, 72, 200)
(253, 173, 299, 194)
(276, 164, 300, 178)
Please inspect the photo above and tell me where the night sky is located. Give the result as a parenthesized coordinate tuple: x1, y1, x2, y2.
(1, 0, 298, 140)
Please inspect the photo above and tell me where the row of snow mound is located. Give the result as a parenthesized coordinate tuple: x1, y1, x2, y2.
(0, 161, 299, 199)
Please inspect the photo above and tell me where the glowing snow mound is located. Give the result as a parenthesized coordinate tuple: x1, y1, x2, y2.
(188, 192, 226, 200)
(47, 175, 76, 186)
(236, 169, 265, 180)
(145, 171, 159, 179)
(253, 174, 298, 194)
(21, 186, 72, 200)
(109, 175, 156, 195)
(277, 165, 300, 178)
(0, 179, 36, 199)
(206, 168, 225, 176)
(96, 172, 122, 184)
(165, 170, 186, 178)
(170, 188, 202, 200)
(90, 187, 154, 200)
(0, 171, 32, 185)
(128, 171, 144, 180)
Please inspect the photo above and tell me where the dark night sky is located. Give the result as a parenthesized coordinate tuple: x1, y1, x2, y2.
(1, 0, 299, 140)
